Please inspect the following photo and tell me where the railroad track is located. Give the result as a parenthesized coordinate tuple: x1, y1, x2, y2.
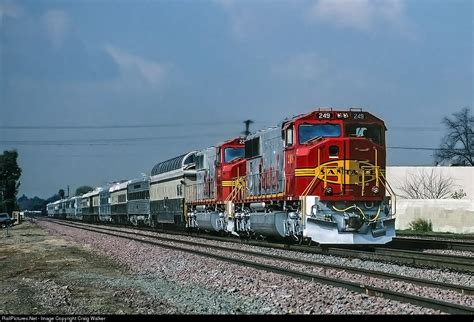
(37, 216, 474, 273)
(153, 229, 474, 273)
(396, 231, 474, 241)
(39, 218, 474, 314)
(319, 246, 474, 273)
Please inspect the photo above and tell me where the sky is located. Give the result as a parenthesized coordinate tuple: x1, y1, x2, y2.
(0, 0, 472, 199)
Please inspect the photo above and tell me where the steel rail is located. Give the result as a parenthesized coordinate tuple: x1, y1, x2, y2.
(396, 231, 474, 241)
(174, 232, 474, 273)
(390, 237, 474, 252)
(40, 219, 474, 314)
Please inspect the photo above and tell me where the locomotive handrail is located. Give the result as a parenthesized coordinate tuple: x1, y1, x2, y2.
(322, 165, 343, 192)
(361, 165, 378, 197)
(359, 164, 396, 217)
(186, 180, 217, 203)
(301, 175, 318, 197)
(379, 170, 397, 217)
(225, 170, 286, 203)
(225, 176, 247, 202)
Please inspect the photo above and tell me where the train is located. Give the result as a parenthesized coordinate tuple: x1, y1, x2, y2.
(47, 107, 396, 244)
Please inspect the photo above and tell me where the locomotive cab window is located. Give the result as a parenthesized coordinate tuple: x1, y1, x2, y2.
(285, 126, 294, 146)
(346, 124, 384, 145)
(298, 123, 341, 144)
(224, 147, 245, 163)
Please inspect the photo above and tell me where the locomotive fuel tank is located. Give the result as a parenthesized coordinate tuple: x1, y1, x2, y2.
(193, 210, 226, 232)
(246, 203, 301, 238)
(249, 212, 287, 238)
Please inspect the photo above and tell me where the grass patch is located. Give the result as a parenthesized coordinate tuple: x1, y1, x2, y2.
(408, 218, 433, 232)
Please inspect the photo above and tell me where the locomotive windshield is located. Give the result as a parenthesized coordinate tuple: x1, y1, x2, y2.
(224, 147, 245, 163)
(345, 123, 384, 145)
(298, 124, 341, 144)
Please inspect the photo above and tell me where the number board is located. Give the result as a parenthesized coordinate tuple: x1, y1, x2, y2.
(316, 112, 333, 120)
(351, 112, 365, 120)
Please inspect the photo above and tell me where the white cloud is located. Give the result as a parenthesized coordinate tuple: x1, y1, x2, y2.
(307, 0, 405, 32)
(105, 45, 167, 88)
(42, 9, 70, 49)
(272, 53, 329, 81)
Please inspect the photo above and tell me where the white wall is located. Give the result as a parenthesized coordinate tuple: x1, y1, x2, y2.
(385, 166, 474, 233)
(394, 199, 474, 233)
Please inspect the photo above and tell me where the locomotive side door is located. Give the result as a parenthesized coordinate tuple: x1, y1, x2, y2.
(283, 123, 295, 197)
(216, 146, 223, 200)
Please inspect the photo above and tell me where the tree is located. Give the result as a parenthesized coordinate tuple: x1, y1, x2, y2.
(58, 189, 65, 199)
(398, 168, 455, 199)
(75, 185, 93, 196)
(0, 150, 22, 215)
(435, 107, 474, 166)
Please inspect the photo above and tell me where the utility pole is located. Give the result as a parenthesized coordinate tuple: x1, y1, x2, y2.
(67, 185, 70, 198)
(243, 120, 254, 137)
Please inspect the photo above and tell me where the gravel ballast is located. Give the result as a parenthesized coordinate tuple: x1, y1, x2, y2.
(36, 220, 452, 314)
(65, 221, 474, 287)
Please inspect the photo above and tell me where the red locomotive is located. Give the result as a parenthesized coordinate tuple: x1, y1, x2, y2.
(187, 108, 396, 244)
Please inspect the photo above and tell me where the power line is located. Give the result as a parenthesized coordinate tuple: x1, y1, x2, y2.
(0, 122, 444, 132)
(0, 135, 466, 152)
(0, 121, 242, 130)
(389, 127, 442, 132)
(387, 146, 465, 151)
(0, 132, 240, 146)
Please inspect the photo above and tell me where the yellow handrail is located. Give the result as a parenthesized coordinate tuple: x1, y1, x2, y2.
(379, 170, 397, 216)
(374, 148, 379, 187)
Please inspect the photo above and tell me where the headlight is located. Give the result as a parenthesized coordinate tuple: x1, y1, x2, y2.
(324, 186, 333, 195)
(371, 186, 379, 194)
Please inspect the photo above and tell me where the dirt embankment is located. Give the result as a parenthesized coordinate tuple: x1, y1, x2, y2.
(0, 220, 180, 314)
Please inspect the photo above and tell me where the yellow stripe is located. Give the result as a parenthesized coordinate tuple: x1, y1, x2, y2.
(221, 180, 234, 187)
(295, 168, 316, 176)
(295, 160, 379, 185)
